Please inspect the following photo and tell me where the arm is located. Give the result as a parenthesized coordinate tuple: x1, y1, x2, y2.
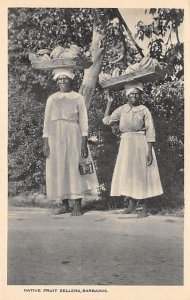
(81, 136, 88, 159)
(43, 137, 50, 159)
(144, 108, 155, 166)
(144, 107, 156, 143)
(104, 90, 114, 118)
(78, 96, 88, 158)
(147, 142, 153, 166)
(103, 90, 122, 125)
(42, 96, 53, 158)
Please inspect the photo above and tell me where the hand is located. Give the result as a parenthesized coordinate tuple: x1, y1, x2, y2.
(43, 138, 50, 158)
(147, 151, 153, 166)
(81, 144, 88, 158)
(105, 89, 114, 103)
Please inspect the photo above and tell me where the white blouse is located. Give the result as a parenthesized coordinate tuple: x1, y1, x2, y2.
(43, 91, 88, 137)
(103, 104, 156, 143)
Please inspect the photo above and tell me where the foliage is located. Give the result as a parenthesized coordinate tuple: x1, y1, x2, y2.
(93, 78, 184, 209)
(144, 79, 184, 208)
(8, 8, 94, 195)
(8, 7, 131, 197)
(136, 9, 184, 59)
(8, 8, 184, 210)
(162, 43, 184, 80)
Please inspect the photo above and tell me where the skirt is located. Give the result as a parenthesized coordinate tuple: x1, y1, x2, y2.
(46, 119, 99, 200)
(110, 132, 163, 199)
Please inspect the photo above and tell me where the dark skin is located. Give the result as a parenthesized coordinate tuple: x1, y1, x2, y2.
(104, 88, 151, 217)
(104, 88, 153, 166)
(43, 75, 88, 159)
(43, 74, 88, 216)
(127, 88, 153, 166)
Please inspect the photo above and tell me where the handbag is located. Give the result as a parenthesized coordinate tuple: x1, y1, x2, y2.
(79, 157, 94, 175)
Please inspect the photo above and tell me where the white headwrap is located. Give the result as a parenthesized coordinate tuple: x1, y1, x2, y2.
(52, 68, 75, 80)
(124, 82, 144, 96)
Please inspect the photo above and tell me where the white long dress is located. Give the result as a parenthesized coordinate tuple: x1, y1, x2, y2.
(43, 91, 99, 201)
(103, 104, 163, 199)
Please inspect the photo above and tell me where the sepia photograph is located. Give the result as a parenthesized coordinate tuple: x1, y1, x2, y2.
(1, 1, 190, 299)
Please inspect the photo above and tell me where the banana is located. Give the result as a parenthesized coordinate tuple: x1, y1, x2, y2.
(99, 72, 106, 82)
(58, 49, 78, 59)
(69, 44, 81, 54)
(40, 54, 51, 61)
(124, 66, 134, 75)
(98, 72, 104, 82)
(29, 53, 40, 62)
(151, 58, 159, 67)
(99, 72, 112, 82)
(139, 56, 151, 68)
(122, 56, 159, 76)
(112, 67, 120, 78)
(99, 72, 110, 82)
(50, 46, 65, 59)
(139, 57, 153, 69)
(37, 49, 50, 56)
(105, 73, 112, 80)
(57, 50, 68, 59)
(66, 49, 79, 58)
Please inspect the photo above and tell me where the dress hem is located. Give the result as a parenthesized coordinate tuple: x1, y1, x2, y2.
(47, 188, 99, 201)
(110, 192, 163, 200)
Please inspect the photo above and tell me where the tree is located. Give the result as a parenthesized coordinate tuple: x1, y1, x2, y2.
(8, 8, 138, 195)
(135, 9, 183, 60)
(8, 8, 184, 211)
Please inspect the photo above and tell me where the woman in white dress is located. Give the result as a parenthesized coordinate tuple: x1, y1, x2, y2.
(43, 68, 99, 216)
(103, 82, 163, 217)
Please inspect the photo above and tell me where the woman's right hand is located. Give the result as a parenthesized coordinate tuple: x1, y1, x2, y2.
(105, 90, 114, 103)
(43, 138, 50, 158)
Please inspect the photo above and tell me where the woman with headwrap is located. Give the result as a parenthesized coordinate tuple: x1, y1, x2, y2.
(43, 68, 99, 216)
(103, 82, 163, 217)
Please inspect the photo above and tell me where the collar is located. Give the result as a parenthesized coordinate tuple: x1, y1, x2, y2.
(123, 103, 146, 113)
(54, 91, 81, 99)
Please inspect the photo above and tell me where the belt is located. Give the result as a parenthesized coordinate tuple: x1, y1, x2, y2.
(121, 131, 145, 137)
(52, 118, 77, 124)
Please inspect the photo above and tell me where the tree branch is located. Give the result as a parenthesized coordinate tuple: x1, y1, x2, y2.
(174, 26, 180, 44)
(115, 9, 144, 58)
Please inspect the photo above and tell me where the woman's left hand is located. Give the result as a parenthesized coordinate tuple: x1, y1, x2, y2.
(81, 144, 88, 158)
(147, 151, 153, 166)
(81, 136, 88, 158)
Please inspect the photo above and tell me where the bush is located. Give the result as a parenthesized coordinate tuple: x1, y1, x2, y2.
(8, 8, 184, 210)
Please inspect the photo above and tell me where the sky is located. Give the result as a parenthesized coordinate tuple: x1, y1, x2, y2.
(119, 8, 184, 55)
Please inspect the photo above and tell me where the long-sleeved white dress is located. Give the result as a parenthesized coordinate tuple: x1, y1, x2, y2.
(103, 103, 163, 199)
(43, 91, 99, 200)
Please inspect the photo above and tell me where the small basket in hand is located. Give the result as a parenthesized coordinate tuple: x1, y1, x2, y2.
(79, 158, 94, 175)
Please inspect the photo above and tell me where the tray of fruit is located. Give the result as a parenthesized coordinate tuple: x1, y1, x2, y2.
(99, 57, 165, 90)
(29, 45, 93, 70)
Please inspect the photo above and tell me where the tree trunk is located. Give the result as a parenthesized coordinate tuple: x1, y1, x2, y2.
(79, 8, 110, 111)
(79, 29, 105, 111)
(79, 8, 144, 111)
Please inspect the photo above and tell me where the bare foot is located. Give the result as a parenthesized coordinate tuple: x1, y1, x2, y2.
(122, 207, 136, 214)
(136, 200, 148, 218)
(71, 199, 82, 217)
(138, 213, 148, 218)
(53, 201, 70, 215)
(123, 199, 136, 214)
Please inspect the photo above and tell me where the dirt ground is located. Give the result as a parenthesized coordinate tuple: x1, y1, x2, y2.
(8, 206, 183, 285)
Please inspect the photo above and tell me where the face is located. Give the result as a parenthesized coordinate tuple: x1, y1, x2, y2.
(127, 88, 142, 105)
(57, 75, 72, 92)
